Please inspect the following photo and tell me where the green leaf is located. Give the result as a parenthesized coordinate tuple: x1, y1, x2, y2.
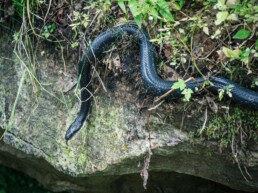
(134, 14, 143, 28)
(240, 48, 251, 64)
(226, 13, 238, 21)
(42, 32, 50, 39)
(159, 9, 174, 22)
(182, 88, 193, 101)
(173, 0, 184, 10)
(71, 42, 79, 48)
(128, 0, 139, 16)
(118, 0, 127, 14)
(218, 89, 224, 101)
(256, 40, 258, 50)
(157, 0, 169, 10)
(12, 31, 19, 42)
(73, 11, 79, 17)
(173, 1, 184, 10)
(213, 0, 227, 10)
(233, 29, 251, 40)
(225, 85, 234, 90)
(172, 79, 186, 90)
(149, 7, 159, 20)
(203, 26, 209, 35)
(226, 90, 232, 98)
(51, 23, 56, 30)
(215, 11, 229, 25)
(222, 47, 241, 59)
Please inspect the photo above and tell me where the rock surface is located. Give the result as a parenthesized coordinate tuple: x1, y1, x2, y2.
(0, 34, 258, 193)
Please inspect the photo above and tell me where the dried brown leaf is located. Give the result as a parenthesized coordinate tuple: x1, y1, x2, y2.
(163, 65, 179, 81)
(163, 44, 173, 59)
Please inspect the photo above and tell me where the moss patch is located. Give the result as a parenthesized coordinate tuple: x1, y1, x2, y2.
(203, 108, 258, 153)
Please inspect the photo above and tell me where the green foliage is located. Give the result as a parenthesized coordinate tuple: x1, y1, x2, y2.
(218, 84, 234, 101)
(172, 79, 193, 102)
(181, 88, 193, 101)
(215, 0, 258, 76)
(12, 0, 25, 18)
(172, 79, 186, 90)
(214, 11, 229, 25)
(117, 0, 184, 27)
(0, 0, 31, 31)
(203, 108, 258, 151)
(69, 11, 89, 37)
(213, 0, 258, 24)
(69, 0, 112, 45)
(150, 25, 174, 45)
(222, 46, 257, 72)
(41, 23, 56, 39)
(71, 41, 79, 48)
(229, 0, 258, 23)
(233, 29, 251, 40)
(222, 47, 242, 60)
(11, 0, 40, 18)
(12, 31, 19, 43)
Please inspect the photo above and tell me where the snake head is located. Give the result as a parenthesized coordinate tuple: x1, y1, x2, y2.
(65, 118, 83, 141)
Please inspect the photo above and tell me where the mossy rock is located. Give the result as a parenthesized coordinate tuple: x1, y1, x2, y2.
(0, 33, 258, 193)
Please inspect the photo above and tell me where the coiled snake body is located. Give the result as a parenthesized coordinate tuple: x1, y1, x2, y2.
(65, 24, 258, 140)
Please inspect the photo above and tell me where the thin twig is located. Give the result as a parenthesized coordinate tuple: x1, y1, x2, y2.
(180, 103, 193, 130)
(231, 134, 250, 182)
(83, 47, 108, 93)
(199, 107, 208, 134)
(148, 100, 165, 111)
(75, 87, 94, 103)
(244, 166, 252, 180)
(0, 57, 14, 61)
(60, 45, 67, 73)
(191, 77, 212, 95)
(87, 11, 100, 29)
(154, 88, 175, 104)
(140, 148, 152, 189)
(92, 65, 107, 93)
(44, 0, 52, 23)
(180, 109, 186, 131)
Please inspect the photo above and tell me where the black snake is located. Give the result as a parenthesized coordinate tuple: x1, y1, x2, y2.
(65, 24, 258, 140)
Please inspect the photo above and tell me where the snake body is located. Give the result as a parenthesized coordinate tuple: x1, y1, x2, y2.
(65, 24, 258, 140)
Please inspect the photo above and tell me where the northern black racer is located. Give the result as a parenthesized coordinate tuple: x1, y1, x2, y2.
(65, 24, 258, 140)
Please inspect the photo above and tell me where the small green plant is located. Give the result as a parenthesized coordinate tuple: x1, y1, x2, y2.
(117, 0, 184, 27)
(202, 108, 258, 180)
(233, 29, 251, 40)
(90, 0, 112, 11)
(12, 31, 20, 43)
(218, 84, 234, 101)
(172, 79, 193, 102)
(222, 47, 258, 74)
(12, 0, 25, 18)
(71, 41, 79, 48)
(69, 11, 89, 37)
(213, 0, 258, 25)
(41, 23, 56, 39)
(229, 0, 258, 23)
